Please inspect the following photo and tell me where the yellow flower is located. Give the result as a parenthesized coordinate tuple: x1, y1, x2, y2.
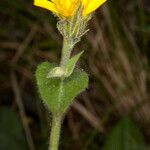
(34, 0, 106, 18)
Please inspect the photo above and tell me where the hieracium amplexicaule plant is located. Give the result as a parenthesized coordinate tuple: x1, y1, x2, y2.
(34, 0, 106, 150)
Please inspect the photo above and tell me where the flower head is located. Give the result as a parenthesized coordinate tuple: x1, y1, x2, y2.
(34, 0, 106, 18)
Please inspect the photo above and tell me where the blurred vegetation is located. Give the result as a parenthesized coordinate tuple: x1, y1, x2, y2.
(0, 0, 150, 149)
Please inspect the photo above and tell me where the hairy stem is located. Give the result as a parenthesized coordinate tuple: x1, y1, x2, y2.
(60, 38, 73, 70)
(49, 115, 62, 150)
(49, 36, 74, 150)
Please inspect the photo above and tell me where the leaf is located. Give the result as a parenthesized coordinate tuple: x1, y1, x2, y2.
(65, 51, 84, 77)
(0, 107, 28, 150)
(47, 67, 64, 78)
(36, 62, 89, 115)
(103, 117, 147, 150)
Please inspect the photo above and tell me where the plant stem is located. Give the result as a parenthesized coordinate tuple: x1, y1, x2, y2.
(49, 37, 74, 150)
(49, 115, 62, 150)
(60, 38, 73, 70)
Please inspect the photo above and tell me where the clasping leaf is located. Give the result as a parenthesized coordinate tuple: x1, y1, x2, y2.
(36, 62, 88, 115)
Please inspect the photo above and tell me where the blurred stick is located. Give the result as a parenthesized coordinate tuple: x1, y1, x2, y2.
(0, 42, 19, 49)
(73, 102, 104, 133)
(67, 110, 79, 140)
(11, 72, 35, 150)
(12, 25, 37, 64)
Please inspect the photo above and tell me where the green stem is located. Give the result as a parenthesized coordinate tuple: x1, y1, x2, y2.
(60, 38, 73, 70)
(49, 36, 74, 150)
(49, 115, 62, 150)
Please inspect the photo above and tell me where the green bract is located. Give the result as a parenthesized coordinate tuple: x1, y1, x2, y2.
(65, 51, 84, 77)
(36, 62, 89, 116)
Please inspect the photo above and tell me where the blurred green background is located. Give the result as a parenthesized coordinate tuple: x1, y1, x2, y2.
(0, 0, 150, 149)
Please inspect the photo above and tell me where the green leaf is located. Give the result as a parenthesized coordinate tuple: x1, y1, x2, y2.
(0, 107, 28, 150)
(103, 117, 147, 150)
(36, 62, 88, 115)
(65, 51, 84, 77)
(47, 67, 64, 78)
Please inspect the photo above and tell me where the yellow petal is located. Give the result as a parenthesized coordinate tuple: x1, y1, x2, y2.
(83, 0, 106, 16)
(34, 0, 59, 13)
(81, 0, 88, 5)
(62, 0, 72, 8)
